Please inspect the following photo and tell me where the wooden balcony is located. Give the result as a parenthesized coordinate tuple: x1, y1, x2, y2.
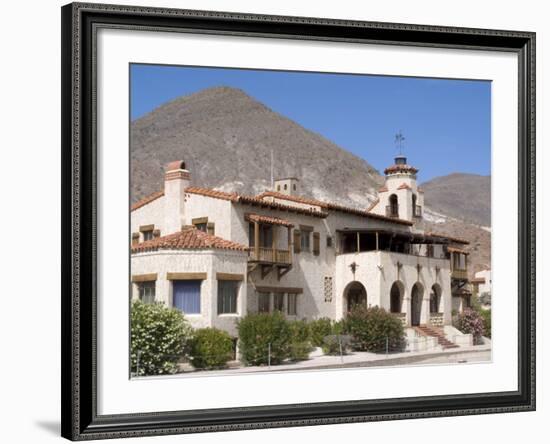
(249, 247, 292, 265)
(451, 268, 469, 280)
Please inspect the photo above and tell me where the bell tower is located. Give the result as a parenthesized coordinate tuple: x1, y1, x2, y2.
(368, 133, 424, 221)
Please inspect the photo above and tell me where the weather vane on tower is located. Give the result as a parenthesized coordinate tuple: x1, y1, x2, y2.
(394, 130, 405, 155)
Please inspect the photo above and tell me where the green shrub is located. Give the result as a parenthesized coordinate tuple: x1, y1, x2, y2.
(190, 328, 234, 369)
(342, 305, 405, 352)
(237, 311, 291, 365)
(130, 300, 193, 376)
(309, 318, 334, 347)
(288, 319, 312, 361)
(322, 334, 352, 355)
(480, 309, 491, 338)
(456, 308, 485, 344)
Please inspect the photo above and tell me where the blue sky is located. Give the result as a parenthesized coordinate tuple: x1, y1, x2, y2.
(131, 64, 491, 182)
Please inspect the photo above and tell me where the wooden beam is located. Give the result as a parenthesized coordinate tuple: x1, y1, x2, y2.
(216, 272, 244, 281)
(376, 231, 379, 250)
(191, 217, 208, 225)
(131, 273, 157, 282)
(166, 272, 207, 280)
(277, 266, 292, 281)
(254, 221, 260, 261)
(261, 264, 274, 280)
(139, 224, 154, 232)
(255, 285, 303, 294)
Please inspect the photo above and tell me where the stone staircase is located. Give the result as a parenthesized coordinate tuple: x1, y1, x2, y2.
(414, 325, 459, 349)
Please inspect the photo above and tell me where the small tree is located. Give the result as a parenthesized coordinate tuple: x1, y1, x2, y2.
(456, 308, 486, 344)
(342, 305, 405, 352)
(190, 328, 234, 369)
(130, 300, 193, 376)
(237, 312, 291, 365)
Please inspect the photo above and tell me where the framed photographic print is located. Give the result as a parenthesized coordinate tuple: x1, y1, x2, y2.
(61, 2, 536, 440)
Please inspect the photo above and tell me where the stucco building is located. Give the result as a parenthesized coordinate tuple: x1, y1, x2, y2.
(131, 156, 471, 344)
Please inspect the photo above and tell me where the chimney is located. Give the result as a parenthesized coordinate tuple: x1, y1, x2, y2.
(164, 160, 190, 234)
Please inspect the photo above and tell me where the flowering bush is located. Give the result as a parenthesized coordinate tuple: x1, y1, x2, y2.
(456, 308, 486, 343)
(130, 300, 193, 376)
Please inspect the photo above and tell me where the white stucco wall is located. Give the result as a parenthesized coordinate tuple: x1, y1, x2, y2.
(131, 249, 248, 336)
(335, 250, 452, 325)
(131, 195, 167, 239)
(475, 269, 492, 295)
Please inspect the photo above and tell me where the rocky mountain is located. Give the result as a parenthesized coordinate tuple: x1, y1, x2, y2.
(131, 87, 382, 206)
(131, 86, 490, 274)
(421, 173, 491, 227)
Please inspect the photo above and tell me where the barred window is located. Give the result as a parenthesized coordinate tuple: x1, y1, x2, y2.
(324, 276, 333, 302)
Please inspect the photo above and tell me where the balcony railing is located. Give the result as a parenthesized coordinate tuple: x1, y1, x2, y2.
(391, 312, 407, 327)
(451, 268, 469, 280)
(429, 313, 444, 327)
(385, 205, 399, 218)
(249, 247, 291, 265)
(413, 205, 423, 218)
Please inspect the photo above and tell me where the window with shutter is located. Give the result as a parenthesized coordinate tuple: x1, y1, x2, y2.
(313, 232, 320, 255)
(293, 229, 301, 254)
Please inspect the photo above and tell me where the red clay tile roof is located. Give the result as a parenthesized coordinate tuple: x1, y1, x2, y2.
(397, 183, 412, 190)
(131, 226, 248, 253)
(384, 164, 419, 175)
(185, 186, 239, 201)
(132, 186, 411, 225)
(255, 191, 412, 225)
(256, 191, 325, 207)
(239, 194, 328, 218)
(427, 231, 470, 245)
(131, 191, 164, 212)
(417, 187, 425, 193)
(245, 213, 294, 227)
(256, 191, 413, 225)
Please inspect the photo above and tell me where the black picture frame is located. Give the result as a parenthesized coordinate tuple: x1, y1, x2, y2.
(61, 2, 536, 440)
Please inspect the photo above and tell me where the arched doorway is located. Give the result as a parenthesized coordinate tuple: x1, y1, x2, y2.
(411, 282, 424, 326)
(390, 281, 404, 313)
(430, 284, 442, 313)
(344, 281, 367, 313)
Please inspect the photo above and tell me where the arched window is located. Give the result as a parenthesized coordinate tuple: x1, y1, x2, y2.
(412, 193, 417, 216)
(388, 194, 398, 217)
(284, 184, 287, 190)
